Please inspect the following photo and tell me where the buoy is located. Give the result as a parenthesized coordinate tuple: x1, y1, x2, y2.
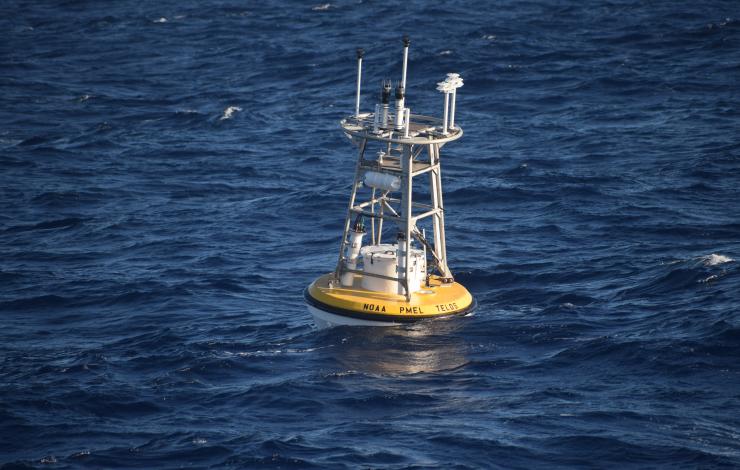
(305, 36, 474, 328)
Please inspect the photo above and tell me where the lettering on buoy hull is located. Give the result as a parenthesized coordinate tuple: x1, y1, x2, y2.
(435, 302, 459, 313)
(399, 306, 424, 314)
(363, 303, 386, 312)
(363, 303, 462, 315)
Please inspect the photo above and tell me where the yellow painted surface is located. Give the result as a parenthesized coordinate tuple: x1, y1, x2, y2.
(307, 273, 474, 318)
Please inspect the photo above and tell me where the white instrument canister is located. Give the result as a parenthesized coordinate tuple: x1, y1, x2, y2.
(360, 245, 397, 293)
(363, 171, 400, 192)
(360, 243, 425, 294)
(340, 228, 365, 287)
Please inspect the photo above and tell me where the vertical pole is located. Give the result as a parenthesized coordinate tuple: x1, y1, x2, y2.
(422, 227, 427, 285)
(401, 35, 410, 91)
(404, 108, 411, 138)
(377, 190, 385, 245)
(442, 92, 450, 135)
(449, 88, 457, 129)
(401, 144, 413, 300)
(355, 49, 364, 117)
(335, 138, 367, 280)
(370, 187, 376, 245)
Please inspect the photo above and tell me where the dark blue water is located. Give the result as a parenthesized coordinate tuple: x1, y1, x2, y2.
(2, 0, 740, 468)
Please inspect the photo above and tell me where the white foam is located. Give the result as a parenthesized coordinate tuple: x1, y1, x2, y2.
(237, 347, 318, 357)
(153, 17, 168, 23)
(702, 254, 734, 266)
(312, 3, 332, 10)
(482, 34, 497, 40)
(220, 106, 242, 120)
(439, 50, 453, 56)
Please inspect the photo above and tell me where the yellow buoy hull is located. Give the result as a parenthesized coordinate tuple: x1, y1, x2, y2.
(305, 272, 474, 326)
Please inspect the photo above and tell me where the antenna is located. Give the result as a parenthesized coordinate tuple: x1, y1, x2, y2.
(355, 48, 364, 116)
(401, 35, 410, 90)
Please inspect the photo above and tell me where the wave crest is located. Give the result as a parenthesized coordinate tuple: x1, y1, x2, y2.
(701, 253, 733, 266)
(220, 106, 242, 120)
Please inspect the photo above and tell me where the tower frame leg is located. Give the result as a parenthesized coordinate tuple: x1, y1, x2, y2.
(335, 139, 367, 281)
(400, 143, 413, 300)
(429, 143, 452, 280)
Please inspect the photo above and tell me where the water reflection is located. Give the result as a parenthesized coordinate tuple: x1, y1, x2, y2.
(325, 318, 469, 375)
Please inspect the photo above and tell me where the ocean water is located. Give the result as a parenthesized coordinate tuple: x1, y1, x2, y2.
(2, 0, 740, 468)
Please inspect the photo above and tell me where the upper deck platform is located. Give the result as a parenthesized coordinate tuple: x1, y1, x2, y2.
(340, 112, 463, 146)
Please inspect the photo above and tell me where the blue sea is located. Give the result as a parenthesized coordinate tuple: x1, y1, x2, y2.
(2, 0, 740, 468)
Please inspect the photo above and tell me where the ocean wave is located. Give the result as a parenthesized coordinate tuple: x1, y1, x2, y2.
(219, 106, 242, 120)
(701, 253, 734, 266)
(3, 217, 85, 233)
